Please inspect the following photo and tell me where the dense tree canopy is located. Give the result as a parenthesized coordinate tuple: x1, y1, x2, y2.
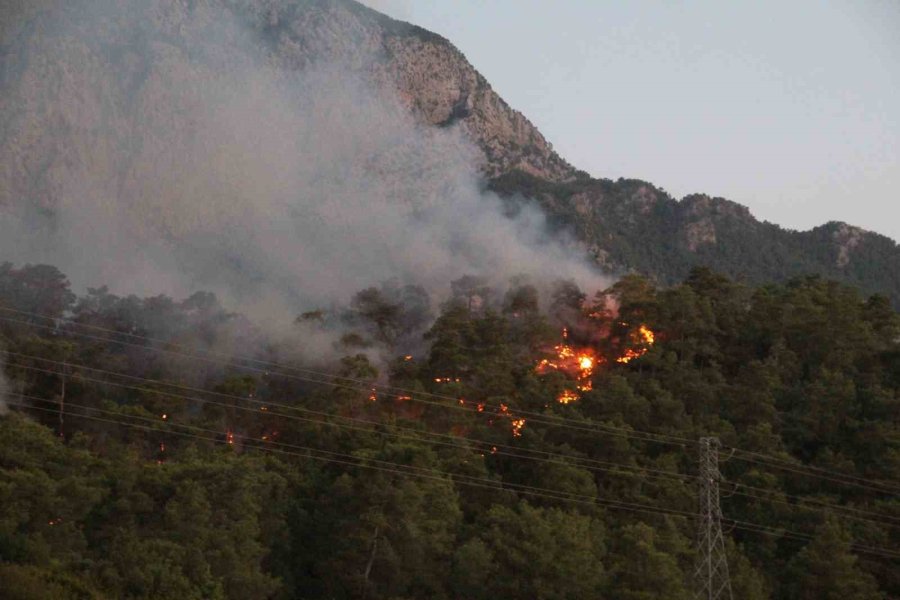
(0, 263, 898, 598)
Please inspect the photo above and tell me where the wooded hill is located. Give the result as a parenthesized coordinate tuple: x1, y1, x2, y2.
(0, 261, 898, 599)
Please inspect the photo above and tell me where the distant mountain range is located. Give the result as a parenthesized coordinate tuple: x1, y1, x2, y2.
(2, 0, 897, 304)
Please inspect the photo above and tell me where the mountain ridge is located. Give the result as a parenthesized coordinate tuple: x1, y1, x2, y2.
(1, 0, 898, 305)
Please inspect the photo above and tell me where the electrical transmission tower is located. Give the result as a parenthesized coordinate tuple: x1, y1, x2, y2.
(694, 437, 733, 600)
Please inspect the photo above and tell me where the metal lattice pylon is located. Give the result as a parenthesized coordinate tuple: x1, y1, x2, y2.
(694, 437, 733, 600)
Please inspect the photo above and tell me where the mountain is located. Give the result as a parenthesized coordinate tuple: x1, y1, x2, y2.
(1, 0, 898, 305)
(488, 172, 900, 304)
(0, 0, 576, 216)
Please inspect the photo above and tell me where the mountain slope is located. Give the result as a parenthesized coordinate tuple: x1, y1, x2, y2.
(0, 0, 576, 220)
(1, 0, 898, 305)
(489, 171, 900, 304)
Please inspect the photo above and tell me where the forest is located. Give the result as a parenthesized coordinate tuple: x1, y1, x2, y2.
(0, 261, 898, 599)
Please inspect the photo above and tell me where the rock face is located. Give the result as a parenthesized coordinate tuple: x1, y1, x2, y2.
(0, 0, 576, 218)
(1, 0, 899, 305)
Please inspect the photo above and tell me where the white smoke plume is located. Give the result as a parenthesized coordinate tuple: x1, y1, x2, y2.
(0, 1, 605, 351)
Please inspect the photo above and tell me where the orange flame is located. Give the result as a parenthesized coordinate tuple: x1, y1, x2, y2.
(536, 324, 656, 400)
(616, 325, 655, 363)
(557, 389, 579, 404)
(536, 327, 600, 403)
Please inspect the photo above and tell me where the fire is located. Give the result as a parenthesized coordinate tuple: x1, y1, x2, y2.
(490, 402, 528, 438)
(616, 325, 655, 364)
(368, 388, 377, 402)
(557, 389, 579, 404)
(536, 324, 657, 401)
(226, 430, 235, 445)
(535, 328, 600, 403)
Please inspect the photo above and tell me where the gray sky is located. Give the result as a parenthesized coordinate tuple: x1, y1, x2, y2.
(365, 1, 900, 241)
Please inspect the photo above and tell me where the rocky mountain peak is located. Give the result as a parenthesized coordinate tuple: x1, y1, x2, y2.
(246, 0, 580, 180)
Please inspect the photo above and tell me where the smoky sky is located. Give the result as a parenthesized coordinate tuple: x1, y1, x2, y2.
(0, 0, 606, 331)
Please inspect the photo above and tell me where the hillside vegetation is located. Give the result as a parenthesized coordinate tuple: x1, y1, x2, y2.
(1, 262, 898, 599)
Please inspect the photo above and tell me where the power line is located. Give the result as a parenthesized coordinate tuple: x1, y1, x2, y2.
(0, 313, 694, 448)
(724, 518, 900, 561)
(11, 394, 615, 506)
(4, 302, 899, 491)
(3, 306, 900, 526)
(727, 484, 900, 529)
(3, 354, 696, 487)
(14, 354, 900, 535)
(6, 396, 899, 562)
(6, 304, 899, 492)
(727, 451, 900, 496)
(4, 308, 899, 495)
(4, 396, 696, 520)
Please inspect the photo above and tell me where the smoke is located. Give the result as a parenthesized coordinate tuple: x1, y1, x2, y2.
(0, 1, 605, 351)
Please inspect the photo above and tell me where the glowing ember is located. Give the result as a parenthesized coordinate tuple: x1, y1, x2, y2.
(48, 518, 62, 526)
(368, 388, 377, 402)
(397, 395, 412, 402)
(536, 328, 600, 403)
(226, 430, 235, 445)
(161, 413, 167, 420)
(404, 355, 413, 361)
(511, 418, 526, 437)
(557, 389, 579, 404)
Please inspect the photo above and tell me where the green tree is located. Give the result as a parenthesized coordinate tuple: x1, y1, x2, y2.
(606, 522, 690, 600)
(475, 501, 606, 600)
(785, 519, 882, 600)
